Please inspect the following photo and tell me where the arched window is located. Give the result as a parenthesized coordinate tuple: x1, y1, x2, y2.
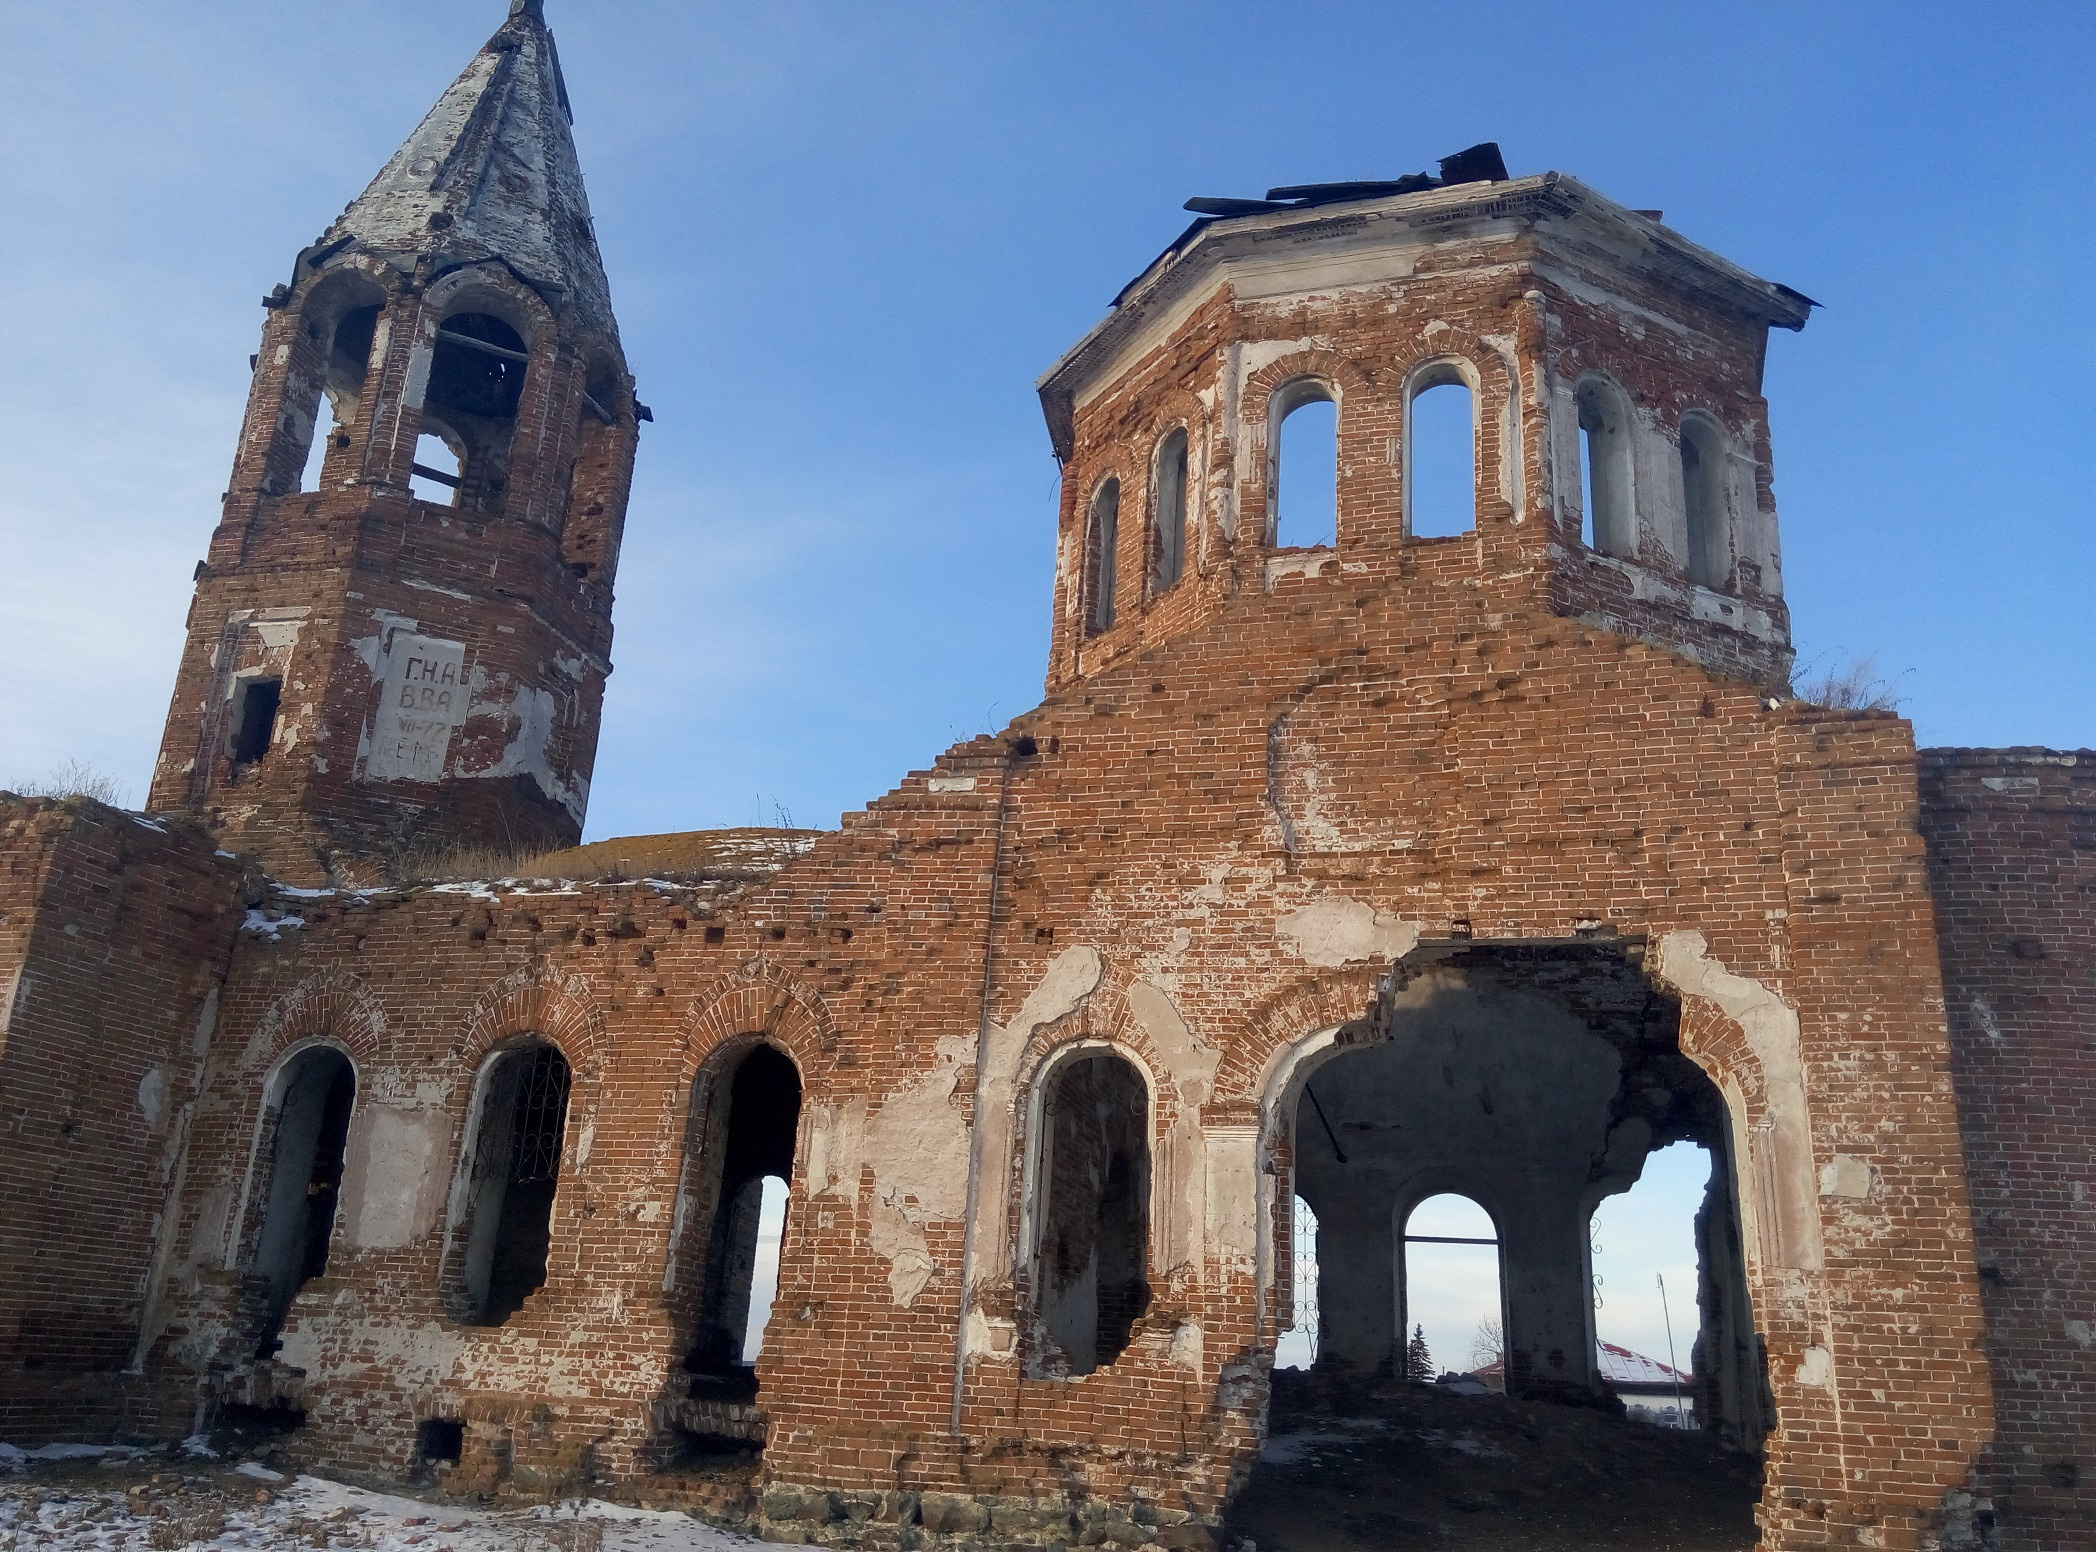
(1400, 1193, 1504, 1386)
(421, 310, 531, 514)
(1270, 381, 1337, 548)
(1085, 479, 1120, 634)
(683, 1044, 801, 1380)
(1035, 1049, 1150, 1376)
(1679, 415, 1729, 589)
(1407, 367, 1476, 537)
(1151, 429, 1189, 592)
(456, 1040, 571, 1327)
(249, 1047, 356, 1351)
(1575, 377, 1635, 558)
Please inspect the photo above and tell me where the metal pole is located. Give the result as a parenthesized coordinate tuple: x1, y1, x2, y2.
(1657, 1271, 1687, 1429)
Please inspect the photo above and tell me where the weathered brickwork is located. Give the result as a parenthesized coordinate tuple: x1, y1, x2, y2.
(146, 2, 640, 887)
(3, 11, 2084, 1552)
(0, 799, 244, 1441)
(1921, 750, 2096, 1548)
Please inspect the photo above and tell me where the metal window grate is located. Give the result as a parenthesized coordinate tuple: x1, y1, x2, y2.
(508, 1045, 571, 1185)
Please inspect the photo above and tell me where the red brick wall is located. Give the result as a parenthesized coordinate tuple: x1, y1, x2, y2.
(132, 589, 1998, 1547)
(118, 195, 2006, 1551)
(1921, 748, 2096, 1548)
(0, 797, 243, 1441)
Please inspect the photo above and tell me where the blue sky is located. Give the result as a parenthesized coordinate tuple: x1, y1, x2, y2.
(1, 1, 2089, 834)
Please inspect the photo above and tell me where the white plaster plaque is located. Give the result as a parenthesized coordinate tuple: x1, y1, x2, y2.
(365, 632, 468, 783)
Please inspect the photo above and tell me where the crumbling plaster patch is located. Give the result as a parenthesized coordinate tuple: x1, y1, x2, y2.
(820, 948, 1111, 1312)
(1276, 897, 1419, 968)
(342, 1100, 455, 1249)
(1654, 929, 1824, 1275)
(1127, 981, 1220, 1281)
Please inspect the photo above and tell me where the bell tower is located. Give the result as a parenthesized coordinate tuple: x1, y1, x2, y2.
(149, 0, 641, 884)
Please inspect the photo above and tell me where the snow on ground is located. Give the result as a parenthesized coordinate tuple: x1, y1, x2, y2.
(0, 1449, 759, 1552)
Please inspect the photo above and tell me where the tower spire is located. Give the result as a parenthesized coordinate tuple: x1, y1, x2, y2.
(324, 0, 608, 336)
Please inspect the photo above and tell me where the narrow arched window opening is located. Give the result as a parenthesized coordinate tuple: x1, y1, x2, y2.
(1679, 417, 1729, 589)
(1085, 479, 1119, 634)
(1151, 429, 1189, 592)
(1277, 1194, 1321, 1370)
(1575, 379, 1634, 557)
(1036, 1050, 1150, 1376)
(685, 1044, 801, 1384)
(250, 1047, 356, 1353)
(1401, 1193, 1504, 1388)
(458, 1041, 571, 1327)
(424, 311, 529, 514)
(1407, 375, 1476, 537)
(1589, 1140, 1709, 1429)
(1272, 387, 1337, 549)
(299, 399, 335, 496)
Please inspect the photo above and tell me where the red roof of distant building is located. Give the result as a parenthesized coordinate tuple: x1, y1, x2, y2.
(1597, 1341, 1690, 1388)
(1466, 1343, 1690, 1391)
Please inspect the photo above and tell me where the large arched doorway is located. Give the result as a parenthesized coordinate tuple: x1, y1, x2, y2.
(1238, 942, 1766, 1548)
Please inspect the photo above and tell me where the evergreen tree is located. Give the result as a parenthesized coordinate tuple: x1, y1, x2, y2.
(1405, 1323, 1434, 1382)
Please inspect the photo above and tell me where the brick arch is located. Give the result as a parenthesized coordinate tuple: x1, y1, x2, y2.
(293, 258, 394, 334)
(421, 260, 559, 348)
(455, 959, 608, 1076)
(675, 958, 838, 1091)
(1245, 345, 1377, 413)
(1011, 979, 1176, 1130)
(1006, 982, 1176, 1352)
(1211, 968, 1385, 1107)
(243, 969, 391, 1077)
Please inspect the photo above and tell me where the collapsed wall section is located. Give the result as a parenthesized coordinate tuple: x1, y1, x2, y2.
(1920, 748, 2096, 1543)
(0, 797, 244, 1441)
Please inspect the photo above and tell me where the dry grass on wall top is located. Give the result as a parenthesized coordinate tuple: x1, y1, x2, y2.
(1790, 654, 1905, 714)
(1, 759, 130, 808)
(401, 827, 824, 887)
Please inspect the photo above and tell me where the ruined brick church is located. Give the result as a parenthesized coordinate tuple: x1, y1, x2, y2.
(2, 5, 2089, 1549)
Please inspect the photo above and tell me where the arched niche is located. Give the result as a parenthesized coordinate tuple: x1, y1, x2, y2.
(1023, 1043, 1154, 1378)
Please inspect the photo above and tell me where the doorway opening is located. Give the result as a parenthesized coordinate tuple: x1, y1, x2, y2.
(1591, 1140, 1718, 1429)
(1242, 943, 1766, 1548)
